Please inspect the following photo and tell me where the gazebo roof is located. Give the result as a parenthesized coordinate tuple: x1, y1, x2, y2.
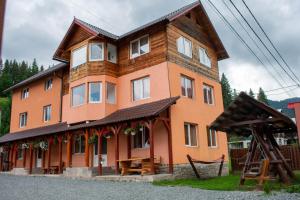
(210, 92, 297, 136)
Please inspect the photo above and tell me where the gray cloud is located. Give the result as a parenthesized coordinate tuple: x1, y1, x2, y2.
(2, 0, 300, 100)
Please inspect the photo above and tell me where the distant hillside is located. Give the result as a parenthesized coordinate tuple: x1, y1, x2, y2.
(268, 97, 300, 118)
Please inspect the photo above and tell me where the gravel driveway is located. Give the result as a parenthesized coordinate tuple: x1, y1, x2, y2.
(0, 175, 299, 200)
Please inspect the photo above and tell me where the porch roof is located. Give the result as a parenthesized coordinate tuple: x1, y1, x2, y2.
(0, 96, 179, 144)
(210, 92, 297, 136)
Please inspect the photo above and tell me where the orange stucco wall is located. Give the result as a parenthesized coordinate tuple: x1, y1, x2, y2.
(167, 62, 228, 163)
(10, 76, 62, 132)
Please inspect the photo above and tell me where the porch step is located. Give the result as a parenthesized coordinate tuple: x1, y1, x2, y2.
(91, 167, 115, 176)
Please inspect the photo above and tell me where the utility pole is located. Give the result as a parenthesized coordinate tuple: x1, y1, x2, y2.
(0, 0, 6, 72)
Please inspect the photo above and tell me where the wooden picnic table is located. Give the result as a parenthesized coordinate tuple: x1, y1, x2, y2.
(117, 157, 152, 176)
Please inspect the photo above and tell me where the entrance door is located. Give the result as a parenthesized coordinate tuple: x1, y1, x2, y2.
(93, 136, 107, 167)
(36, 148, 42, 168)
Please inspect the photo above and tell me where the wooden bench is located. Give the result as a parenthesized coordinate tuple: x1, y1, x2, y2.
(243, 159, 272, 185)
(118, 157, 161, 176)
(43, 162, 65, 174)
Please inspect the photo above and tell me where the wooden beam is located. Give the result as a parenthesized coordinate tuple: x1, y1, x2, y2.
(166, 108, 173, 174)
(66, 132, 72, 168)
(149, 120, 155, 174)
(14, 144, 17, 168)
(97, 129, 103, 176)
(127, 134, 131, 159)
(22, 148, 27, 168)
(57, 135, 63, 174)
(84, 129, 89, 167)
(115, 129, 120, 174)
(29, 144, 33, 174)
(226, 118, 282, 127)
(47, 137, 53, 169)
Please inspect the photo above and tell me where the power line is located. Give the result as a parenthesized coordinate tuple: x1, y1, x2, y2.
(241, 0, 300, 84)
(221, 0, 292, 96)
(267, 86, 300, 96)
(228, 0, 300, 86)
(202, 0, 288, 95)
(264, 84, 299, 93)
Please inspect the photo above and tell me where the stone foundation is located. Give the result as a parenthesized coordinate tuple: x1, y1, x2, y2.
(63, 167, 93, 178)
(11, 168, 29, 175)
(160, 162, 229, 179)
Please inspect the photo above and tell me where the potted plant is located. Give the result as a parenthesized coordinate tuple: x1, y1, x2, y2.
(124, 127, 136, 136)
(88, 134, 97, 144)
(39, 141, 48, 150)
(21, 143, 29, 149)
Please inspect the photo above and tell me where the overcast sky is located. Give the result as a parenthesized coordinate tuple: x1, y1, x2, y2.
(2, 0, 300, 100)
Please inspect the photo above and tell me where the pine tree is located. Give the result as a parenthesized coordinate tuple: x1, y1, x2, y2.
(249, 89, 255, 98)
(30, 58, 39, 76)
(257, 87, 269, 104)
(40, 65, 44, 71)
(220, 73, 233, 108)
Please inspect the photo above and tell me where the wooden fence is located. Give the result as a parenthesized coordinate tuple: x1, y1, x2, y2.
(230, 145, 300, 172)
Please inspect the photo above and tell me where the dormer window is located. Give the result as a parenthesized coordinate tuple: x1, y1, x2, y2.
(21, 88, 29, 99)
(89, 43, 104, 61)
(199, 47, 211, 68)
(130, 35, 149, 59)
(45, 79, 53, 91)
(72, 45, 87, 68)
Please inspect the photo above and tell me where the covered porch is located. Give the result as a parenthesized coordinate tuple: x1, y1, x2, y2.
(0, 97, 178, 177)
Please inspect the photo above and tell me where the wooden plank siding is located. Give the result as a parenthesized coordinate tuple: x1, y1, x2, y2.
(167, 16, 220, 81)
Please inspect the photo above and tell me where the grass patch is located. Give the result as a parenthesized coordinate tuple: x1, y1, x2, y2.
(153, 172, 300, 192)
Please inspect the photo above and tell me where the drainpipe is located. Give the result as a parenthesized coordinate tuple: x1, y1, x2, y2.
(54, 71, 64, 123)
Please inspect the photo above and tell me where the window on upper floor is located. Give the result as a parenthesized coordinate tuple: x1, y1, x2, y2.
(17, 147, 23, 160)
(45, 78, 53, 91)
(177, 36, 192, 58)
(181, 75, 194, 99)
(132, 126, 149, 149)
(72, 45, 87, 68)
(73, 135, 85, 154)
(184, 123, 198, 147)
(89, 43, 104, 62)
(203, 84, 214, 105)
(19, 112, 27, 128)
(106, 82, 116, 104)
(130, 35, 149, 59)
(107, 43, 117, 63)
(207, 127, 217, 148)
(89, 82, 102, 103)
(21, 88, 29, 99)
(72, 84, 85, 107)
(132, 77, 150, 101)
(199, 47, 211, 68)
(43, 105, 51, 122)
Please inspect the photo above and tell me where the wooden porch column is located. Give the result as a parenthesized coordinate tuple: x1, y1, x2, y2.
(66, 133, 72, 168)
(29, 144, 33, 174)
(22, 147, 27, 168)
(127, 134, 131, 159)
(97, 129, 103, 176)
(164, 108, 174, 174)
(14, 144, 18, 168)
(47, 137, 53, 169)
(42, 150, 46, 169)
(84, 129, 89, 167)
(110, 125, 122, 175)
(57, 135, 63, 174)
(0, 151, 3, 171)
(148, 120, 155, 174)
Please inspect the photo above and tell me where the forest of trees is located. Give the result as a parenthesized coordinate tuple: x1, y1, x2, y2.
(0, 59, 44, 136)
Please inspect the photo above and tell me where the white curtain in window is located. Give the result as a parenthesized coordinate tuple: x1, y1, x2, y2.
(72, 85, 85, 106)
(106, 83, 116, 104)
(72, 46, 87, 68)
(107, 43, 117, 63)
(140, 36, 149, 55)
(90, 43, 103, 61)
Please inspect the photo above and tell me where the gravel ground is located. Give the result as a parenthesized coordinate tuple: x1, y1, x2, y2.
(0, 175, 299, 200)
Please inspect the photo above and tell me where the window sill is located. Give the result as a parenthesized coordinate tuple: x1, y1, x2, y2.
(185, 145, 199, 148)
(89, 59, 104, 62)
(181, 95, 194, 100)
(130, 52, 150, 60)
(179, 52, 192, 59)
(132, 97, 151, 102)
(89, 101, 102, 104)
(208, 146, 218, 149)
(72, 103, 85, 108)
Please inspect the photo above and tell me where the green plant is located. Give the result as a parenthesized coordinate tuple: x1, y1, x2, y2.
(286, 185, 300, 193)
(263, 182, 271, 194)
(124, 127, 136, 135)
(88, 134, 97, 144)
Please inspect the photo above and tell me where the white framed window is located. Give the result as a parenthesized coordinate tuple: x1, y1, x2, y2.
(181, 75, 194, 99)
(73, 135, 85, 154)
(107, 43, 117, 63)
(132, 126, 149, 149)
(72, 45, 87, 68)
(19, 112, 27, 128)
(207, 127, 217, 147)
(176, 36, 192, 58)
(89, 43, 104, 61)
(43, 105, 51, 122)
(89, 82, 102, 103)
(184, 123, 198, 147)
(130, 35, 149, 59)
(199, 47, 211, 68)
(203, 84, 214, 105)
(72, 84, 85, 107)
(45, 79, 53, 91)
(132, 77, 150, 101)
(106, 82, 116, 104)
(21, 88, 29, 99)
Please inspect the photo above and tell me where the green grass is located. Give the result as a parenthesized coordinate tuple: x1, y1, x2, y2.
(153, 172, 300, 192)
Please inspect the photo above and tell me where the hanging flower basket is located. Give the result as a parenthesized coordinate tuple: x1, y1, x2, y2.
(88, 134, 97, 144)
(124, 127, 136, 136)
(39, 141, 48, 150)
(103, 131, 113, 139)
(21, 143, 29, 149)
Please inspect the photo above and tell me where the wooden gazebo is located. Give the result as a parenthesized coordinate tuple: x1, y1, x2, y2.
(211, 92, 297, 185)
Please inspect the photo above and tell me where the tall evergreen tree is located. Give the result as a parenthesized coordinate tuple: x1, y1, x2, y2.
(257, 87, 269, 104)
(31, 58, 39, 76)
(40, 65, 44, 71)
(220, 73, 233, 108)
(249, 89, 255, 98)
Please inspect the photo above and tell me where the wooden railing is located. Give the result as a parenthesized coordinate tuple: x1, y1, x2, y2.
(230, 145, 300, 172)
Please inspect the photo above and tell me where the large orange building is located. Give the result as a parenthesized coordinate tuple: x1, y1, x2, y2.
(0, 2, 229, 178)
